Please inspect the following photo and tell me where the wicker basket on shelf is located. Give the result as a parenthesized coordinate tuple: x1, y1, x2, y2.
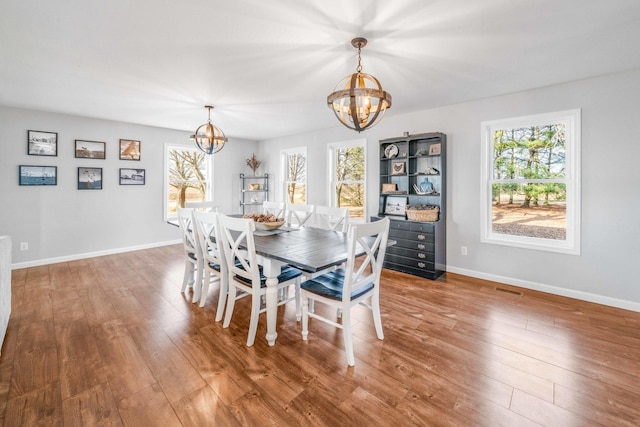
(406, 205, 439, 222)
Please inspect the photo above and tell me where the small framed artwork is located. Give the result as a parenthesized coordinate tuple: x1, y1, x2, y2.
(28, 130, 58, 156)
(19, 165, 57, 186)
(119, 168, 145, 185)
(391, 161, 406, 175)
(384, 196, 408, 216)
(119, 139, 141, 160)
(78, 167, 103, 190)
(75, 140, 106, 159)
(428, 143, 441, 156)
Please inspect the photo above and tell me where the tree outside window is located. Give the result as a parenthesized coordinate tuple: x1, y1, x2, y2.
(283, 149, 306, 203)
(165, 145, 210, 219)
(481, 110, 580, 254)
(330, 140, 366, 219)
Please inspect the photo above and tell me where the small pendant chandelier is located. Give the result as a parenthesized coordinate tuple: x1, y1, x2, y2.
(191, 105, 227, 154)
(327, 37, 392, 132)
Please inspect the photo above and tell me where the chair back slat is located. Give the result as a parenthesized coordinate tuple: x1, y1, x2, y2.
(192, 211, 225, 270)
(218, 215, 261, 287)
(314, 205, 349, 232)
(286, 203, 315, 227)
(262, 201, 285, 219)
(185, 201, 220, 212)
(176, 208, 197, 255)
(343, 218, 390, 302)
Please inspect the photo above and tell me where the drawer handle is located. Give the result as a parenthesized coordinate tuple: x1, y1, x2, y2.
(418, 253, 426, 259)
(418, 262, 426, 268)
(417, 234, 426, 240)
(417, 244, 426, 250)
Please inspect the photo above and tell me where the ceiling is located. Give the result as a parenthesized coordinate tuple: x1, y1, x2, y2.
(2, 0, 640, 141)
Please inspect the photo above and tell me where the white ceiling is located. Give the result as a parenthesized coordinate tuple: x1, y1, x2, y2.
(2, 0, 640, 140)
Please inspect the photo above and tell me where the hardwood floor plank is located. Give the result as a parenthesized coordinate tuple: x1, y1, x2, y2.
(61, 383, 122, 427)
(2, 244, 639, 425)
(172, 385, 241, 427)
(117, 383, 182, 427)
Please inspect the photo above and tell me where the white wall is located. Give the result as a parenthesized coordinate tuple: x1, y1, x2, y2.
(0, 106, 257, 267)
(257, 69, 640, 311)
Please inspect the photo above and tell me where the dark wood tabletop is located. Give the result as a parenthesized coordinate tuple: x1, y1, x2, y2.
(253, 227, 351, 273)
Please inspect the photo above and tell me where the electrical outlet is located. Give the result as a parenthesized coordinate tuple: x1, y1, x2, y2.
(461, 246, 468, 255)
(20, 242, 28, 251)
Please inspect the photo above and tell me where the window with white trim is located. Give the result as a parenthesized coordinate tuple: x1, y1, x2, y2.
(164, 144, 212, 220)
(480, 109, 581, 254)
(282, 147, 307, 204)
(328, 139, 366, 221)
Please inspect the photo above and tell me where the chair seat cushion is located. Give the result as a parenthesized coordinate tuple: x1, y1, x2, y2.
(235, 265, 302, 287)
(300, 269, 373, 301)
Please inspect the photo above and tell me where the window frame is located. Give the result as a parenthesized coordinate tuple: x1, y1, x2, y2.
(328, 138, 367, 222)
(281, 147, 307, 204)
(480, 109, 581, 255)
(163, 143, 213, 221)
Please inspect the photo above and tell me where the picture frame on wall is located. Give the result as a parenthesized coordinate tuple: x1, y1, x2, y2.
(428, 143, 442, 156)
(119, 168, 145, 185)
(119, 139, 141, 160)
(75, 140, 106, 159)
(78, 167, 103, 190)
(19, 165, 57, 186)
(27, 130, 57, 156)
(384, 196, 408, 216)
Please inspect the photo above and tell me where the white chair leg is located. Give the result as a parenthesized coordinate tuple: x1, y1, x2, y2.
(246, 293, 261, 346)
(198, 271, 211, 308)
(181, 260, 192, 293)
(192, 259, 204, 303)
(372, 295, 384, 340)
(342, 310, 355, 366)
(214, 275, 228, 321)
(308, 299, 315, 314)
(337, 308, 343, 318)
(223, 284, 237, 328)
(301, 294, 309, 340)
(295, 280, 301, 321)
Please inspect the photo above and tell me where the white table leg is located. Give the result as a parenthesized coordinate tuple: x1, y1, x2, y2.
(262, 258, 280, 346)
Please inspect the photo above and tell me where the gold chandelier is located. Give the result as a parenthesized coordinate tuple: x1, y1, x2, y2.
(191, 105, 227, 154)
(327, 37, 392, 132)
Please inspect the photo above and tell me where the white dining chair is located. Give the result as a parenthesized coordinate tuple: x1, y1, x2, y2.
(192, 211, 228, 318)
(186, 201, 220, 212)
(286, 203, 315, 227)
(314, 205, 349, 233)
(219, 214, 303, 346)
(262, 201, 285, 219)
(176, 207, 202, 302)
(301, 217, 390, 366)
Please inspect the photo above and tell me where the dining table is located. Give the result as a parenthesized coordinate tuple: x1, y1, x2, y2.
(169, 217, 391, 346)
(251, 225, 357, 346)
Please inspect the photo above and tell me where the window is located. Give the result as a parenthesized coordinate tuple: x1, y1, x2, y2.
(164, 144, 212, 220)
(282, 148, 307, 204)
(480, 109, 581, 254)
(328, 139, 366, 220)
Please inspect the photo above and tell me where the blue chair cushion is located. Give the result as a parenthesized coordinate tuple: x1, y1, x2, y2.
(300, 269, 374, 301)
(234, 264, 302, 288)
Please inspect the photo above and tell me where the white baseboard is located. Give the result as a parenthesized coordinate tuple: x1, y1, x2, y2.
(447, 265, 640, 313)
(11, 239, 181, 270)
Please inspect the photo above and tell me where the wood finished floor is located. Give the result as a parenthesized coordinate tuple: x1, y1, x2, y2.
(1, 244, 639, 426)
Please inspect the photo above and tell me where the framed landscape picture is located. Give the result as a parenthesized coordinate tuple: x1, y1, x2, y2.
(19, 165, 57, 186)
(77, 167, 103, 190)
(384, 196, 408, 216)
(119, 139, 141, 160)
(75, 140, 106, 159)
(119, 168, 145, 185)
(28, 130, 57, 156)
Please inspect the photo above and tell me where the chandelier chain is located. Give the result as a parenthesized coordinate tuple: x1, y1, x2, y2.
(356, 46, 362, 73)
